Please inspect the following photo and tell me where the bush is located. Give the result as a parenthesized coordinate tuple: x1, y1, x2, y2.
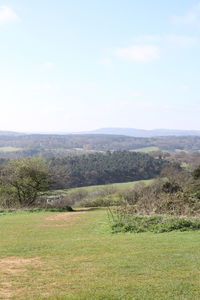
(0, 187, 19, 209)
(79, 194, 121, 207)
(78, 186, 121, 207)
(117, 179, 200, 216)
(110, 213, 200, 233)
(61, 189, 89, 206)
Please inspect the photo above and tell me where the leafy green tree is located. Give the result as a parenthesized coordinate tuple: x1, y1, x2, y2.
(193, 166, 200, 180)
(0, 157, 50, 207)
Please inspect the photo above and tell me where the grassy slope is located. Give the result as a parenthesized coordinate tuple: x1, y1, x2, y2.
(131, 146, 160, 153)
(0, 147, 22, 152)
(1, 209, 200, 299)
(57, 179, 153, 194)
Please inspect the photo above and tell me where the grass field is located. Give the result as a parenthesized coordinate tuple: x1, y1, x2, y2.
(131, 147, 160, 153)
(1, 209, 200, 299)
(0, 147, 22, 152)
(58, 179, 153, 194)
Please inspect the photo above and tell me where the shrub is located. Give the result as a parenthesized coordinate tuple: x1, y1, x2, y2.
(117, 179, 200, 216)
(78, 186, 121, 207)
(109, 213, 200, 233)
(79, 194, 121, 207)
(62, 189, 89, 206)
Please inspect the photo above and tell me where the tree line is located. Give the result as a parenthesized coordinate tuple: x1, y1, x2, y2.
(50, 151, 168, 189)
(1, 134, 200, 158)
(0, 151, 169, 207)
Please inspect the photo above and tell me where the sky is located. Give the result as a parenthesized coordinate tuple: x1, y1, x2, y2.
(0, 0, 200, 132)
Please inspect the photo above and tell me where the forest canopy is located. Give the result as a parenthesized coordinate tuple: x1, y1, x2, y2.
(50, 151, 169, 189)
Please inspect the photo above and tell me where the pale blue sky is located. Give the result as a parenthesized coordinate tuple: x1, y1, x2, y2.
(0, 0, 200, 132)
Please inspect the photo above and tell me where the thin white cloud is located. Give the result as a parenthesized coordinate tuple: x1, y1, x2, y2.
(107, 34, 197, 65)
(118, 100, 171, 111)
(180, 84, 190, 91)
(166, 35, 198, 47)
(98, 58, 112, 66)
(0, 5, 20, 24)
(31, 84, 53, 91)
(172, 3, 200, 26)
(134, 34, 198, 47)
(115, 45, 160, 63)
(127, 91, 146, 98)
(41, 61, 55, 70)
(134, 35, 162, 43)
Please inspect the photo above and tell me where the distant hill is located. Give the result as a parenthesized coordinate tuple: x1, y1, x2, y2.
(1, 128, 200, 137)
(85, 128, 200, 137)
(0, 131, 24, 136)
(0, 133, 200, 159)
(0, 128, 200, 159)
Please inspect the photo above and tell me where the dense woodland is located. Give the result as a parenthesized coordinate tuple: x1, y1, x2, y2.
(1, 133, 200, 158)
(0, 151, 169, 207)
(50, 151, 167, 188)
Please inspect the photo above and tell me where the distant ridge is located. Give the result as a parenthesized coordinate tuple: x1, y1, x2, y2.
(82, 128, 200, 137)
(1, 128, 200, 137)
(0, 131, 25, 136)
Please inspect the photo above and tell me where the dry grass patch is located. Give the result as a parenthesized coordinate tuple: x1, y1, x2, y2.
(0, 257, 40, 275)
(45, 211, 86, 222)
(0, 257, 41, 299)
(42, 210, 88, 227)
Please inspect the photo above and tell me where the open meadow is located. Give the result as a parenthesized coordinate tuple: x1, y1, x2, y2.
(131, 147, 160, 153)
(0, 147, 22, 153)
(62, 179, 153, 193)
(1, 208, 200, 300)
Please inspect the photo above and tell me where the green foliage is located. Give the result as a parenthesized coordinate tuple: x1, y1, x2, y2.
(193, 165, 200, 179)
(116, 167, 200, 215)
(0, 157, 50, 207)
(110, 213, 200, 233)
(162, 181, 182, 194)
(0, 206, 73, 214)
(50, 151, 167, 189)
(46, 180, 152, 208)
(79, 194, 122, 207)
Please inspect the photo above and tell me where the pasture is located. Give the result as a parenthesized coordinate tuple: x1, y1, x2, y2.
(0, 147, 22, 152)
(58, 179, 153, 194)
(131, 147, 160, 153)
(1, 209, 200, 299)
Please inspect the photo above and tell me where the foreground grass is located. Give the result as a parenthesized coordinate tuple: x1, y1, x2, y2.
(1, 209, 200, 299)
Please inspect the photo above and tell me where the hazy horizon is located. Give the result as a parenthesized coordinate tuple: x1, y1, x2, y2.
(2, 127, 200, 135)
(1, 1, 200, 132)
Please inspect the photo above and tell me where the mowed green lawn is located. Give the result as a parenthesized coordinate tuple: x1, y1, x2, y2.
(1, 209, 200, 300)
